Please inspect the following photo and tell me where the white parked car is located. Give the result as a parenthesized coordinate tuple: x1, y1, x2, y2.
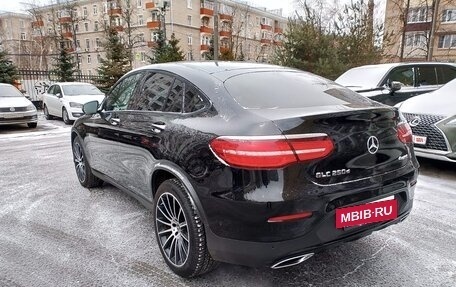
(0, 83, 38, 128)
(42, 82, 105, 124)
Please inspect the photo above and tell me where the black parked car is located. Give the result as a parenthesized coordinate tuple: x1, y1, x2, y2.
(336, 62, 456, 106)
(71, 62, 419, 277)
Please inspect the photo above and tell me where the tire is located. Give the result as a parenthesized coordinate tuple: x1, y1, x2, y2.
(72, 136, 103, 188)
(62, 108, 72, 125)
(27, 123, 37, 128)
(43, 105, 53, 120)
(153, 179, 218, 278)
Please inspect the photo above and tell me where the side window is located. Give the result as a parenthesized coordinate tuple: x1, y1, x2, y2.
(436, 66, 456, 85)
(184, 84, 205, 113)
(129, 73, 174, 111)
(388, 67, 414, 87)
(416, 66, 438, 86)
(162, 79, 184, 113)
(105, 73, 143, 111)
(54, 85, 62, 95)
(47, 85, 55, 94)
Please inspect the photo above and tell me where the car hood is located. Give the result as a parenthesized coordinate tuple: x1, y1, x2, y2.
(0, 96, 33, 108)
(399, 92, 454, 117)
(64, 94, 105, 105)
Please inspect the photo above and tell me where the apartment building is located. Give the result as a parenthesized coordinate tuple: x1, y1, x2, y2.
(24, 0, 286, 75)
(384, 0, 456, 62)
(0, 12, 44, 69)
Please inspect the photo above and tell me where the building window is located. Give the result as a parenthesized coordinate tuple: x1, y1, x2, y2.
(75, 23, 79, 32)
(97, 54, 102, 62)
(187, 0, 192, 9)
(405, 32, 427, 48)
(76, 40, 81, 48)
(187, 15, 192, 26)
(187, 51, 193, 61)
(139, 33, 145, 42)
(201, 35, 210, 45)
(438, 34, 456, 48)
(84, 22, 89, 31)
(187, 34, 192, 45)
(96, 38, 101, 48)
(102, 2, 107, 14)
(20, 20, 25, 28)
(20, 32, 26, 40)
(78, 55, 82, 64)
(83, 6, 88, 17)
(151, 31, 160, 42)
(137, 0, 143, 8)
(138, 15, 144, 26)
(140, 51, 146, 62)
(87, 55, 91, 64)
(442, 9, 456, 22)
(93, 5, 98, 15)
(94, 21, 99, 31)
(408, 7, 428, 23)
(86, 39, 90, 49)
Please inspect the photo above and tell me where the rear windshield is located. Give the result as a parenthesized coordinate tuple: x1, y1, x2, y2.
(0, 85, 23, 97)
(224, 71, 370, 109)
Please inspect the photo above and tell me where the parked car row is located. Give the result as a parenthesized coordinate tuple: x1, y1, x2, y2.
(0, 83, 38, 128)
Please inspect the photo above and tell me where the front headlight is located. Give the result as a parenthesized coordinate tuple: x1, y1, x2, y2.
(69, 102, 83, 108)
(26, 104, 36, 111)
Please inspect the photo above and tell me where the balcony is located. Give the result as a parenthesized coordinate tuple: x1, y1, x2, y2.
(261, 24, 273, 31)
(273, 40, 283, 46)
(220, 30, 231, 38)
(200, 1, 214, 18)
(61, 31, 73, 39)
(147, 20, 160, 29)
(66, 47, 75, 53)
(200, 26, 213, 34)
(108, 8, 122, 16)
(59, 16, 72, 24)
(260, 38, 272, 45)
(274, 27, 283, 34)
(148, 41, 157, 48)
(32, 20, 44, 28)
(145, 1, 157, 10)
(405, 22, 431, 32)
(113, 25, 124, 32)
(201, 44, 210, 51)
(219, 14, 233, 21)
(220, 47, 230, 54)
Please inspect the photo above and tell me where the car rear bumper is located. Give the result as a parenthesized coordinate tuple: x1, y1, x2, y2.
(207, 207, 412, 268)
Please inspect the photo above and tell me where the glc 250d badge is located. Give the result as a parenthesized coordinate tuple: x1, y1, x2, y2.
(316, 169, 351, 178)
(367, 136, 379, 154)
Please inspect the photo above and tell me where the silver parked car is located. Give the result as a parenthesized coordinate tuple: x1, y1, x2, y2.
(0, 83, 38, 128)
(398, 78, 456, 162)
(336, 62, 456, 106)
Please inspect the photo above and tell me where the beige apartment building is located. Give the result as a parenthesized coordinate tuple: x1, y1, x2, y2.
(384, 0, 456, 62)
(1, 0, 286, 75)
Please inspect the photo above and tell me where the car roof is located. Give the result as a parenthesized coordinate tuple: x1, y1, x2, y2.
(350, 62, 456, 70)
(133, 61, 296, 81)
(0, 83, 14, 87)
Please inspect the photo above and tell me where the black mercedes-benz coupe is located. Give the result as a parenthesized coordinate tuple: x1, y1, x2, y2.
(71, 62, 419, 278)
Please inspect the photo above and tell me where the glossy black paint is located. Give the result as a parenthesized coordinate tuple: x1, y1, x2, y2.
(72, 62, 419, 267)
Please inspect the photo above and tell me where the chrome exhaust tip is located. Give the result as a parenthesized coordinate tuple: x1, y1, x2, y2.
(270, 253, 314, 269)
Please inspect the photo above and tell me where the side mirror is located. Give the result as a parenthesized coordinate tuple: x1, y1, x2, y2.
(83, 100, 99, 115)
(56, 93, 63, 98)
(388, 81, 402, 92)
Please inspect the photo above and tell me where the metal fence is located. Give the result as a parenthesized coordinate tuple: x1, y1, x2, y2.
(16, 69, 102, 104)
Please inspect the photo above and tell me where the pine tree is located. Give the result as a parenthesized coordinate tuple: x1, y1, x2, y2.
(0, 48, 18, 84)
(97, 28, 131, 91)
(150, 32, 185, 64)
(52, 40, 76, 82)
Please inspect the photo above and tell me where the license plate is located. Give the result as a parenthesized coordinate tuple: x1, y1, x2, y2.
(412, 135, 427, 145)
(1, 113, 23, 119)
(336, 197, 398, 229)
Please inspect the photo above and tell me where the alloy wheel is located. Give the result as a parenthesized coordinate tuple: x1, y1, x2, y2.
(155, 192, 190, 267)
(73, 141, 86, 182)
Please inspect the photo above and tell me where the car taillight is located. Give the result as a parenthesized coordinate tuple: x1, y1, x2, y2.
(209, 134, 334, 169)
(397, 122, 412, 144)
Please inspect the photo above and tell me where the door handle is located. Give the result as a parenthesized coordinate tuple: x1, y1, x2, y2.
(110, 118, 120, 126)
(151, 122, 166, 133)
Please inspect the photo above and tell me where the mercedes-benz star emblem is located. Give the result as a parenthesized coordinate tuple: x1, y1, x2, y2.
(367, 136, 380, 155)
(9, 107, 15, 112)
(410, 117, 421, 127)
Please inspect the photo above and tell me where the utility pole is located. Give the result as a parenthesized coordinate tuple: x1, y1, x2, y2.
(213, 0, 219, 61)
(428, 0, 440, 61)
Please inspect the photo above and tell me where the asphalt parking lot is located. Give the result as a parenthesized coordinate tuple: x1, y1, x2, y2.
(0, 116, 455, 287)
